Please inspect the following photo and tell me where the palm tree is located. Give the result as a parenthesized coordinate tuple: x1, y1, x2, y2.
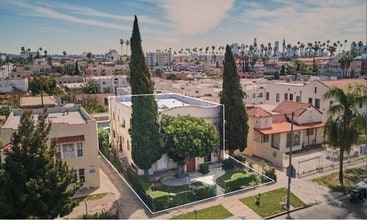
(63, 51, 67, 57)
(125, 40, 130, 56)
(119, 39, 124, 55)
(323, 84, 367, 185)
(358, 41, 363, 55)
(44, 50, 48, 58)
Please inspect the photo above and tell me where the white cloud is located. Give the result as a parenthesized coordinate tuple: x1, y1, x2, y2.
(158, 0, 234, 35)
(235, 1, 366, 45)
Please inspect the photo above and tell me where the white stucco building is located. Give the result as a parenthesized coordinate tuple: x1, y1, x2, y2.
(109, 93, 222, 175)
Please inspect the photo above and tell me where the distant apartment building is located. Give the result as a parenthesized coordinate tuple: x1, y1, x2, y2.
(353, 54, 367, 76)
(146, 50, 172, 68)
(85, 63, 126, 76)
(56, 75, 84, 85)
(109, 93, 222, 175)
(318, 57, 362, 78)
(0, 106, 100, 188)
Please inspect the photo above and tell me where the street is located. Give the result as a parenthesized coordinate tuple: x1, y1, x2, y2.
(275, 194, 367, 219)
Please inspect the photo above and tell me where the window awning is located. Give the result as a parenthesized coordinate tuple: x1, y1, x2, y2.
(56, 135, 85, 144)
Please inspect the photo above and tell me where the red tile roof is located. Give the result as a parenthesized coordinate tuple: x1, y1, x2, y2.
(272, 114, 288, 123)
(247, 107, 272, 117)
(272, 101, 312, 116)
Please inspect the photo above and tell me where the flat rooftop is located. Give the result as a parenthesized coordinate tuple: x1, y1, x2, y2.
(114, 93, 220, 110)
(2, 106, 91, 129)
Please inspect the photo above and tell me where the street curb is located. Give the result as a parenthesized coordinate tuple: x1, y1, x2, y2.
(265, 204, 313, 219)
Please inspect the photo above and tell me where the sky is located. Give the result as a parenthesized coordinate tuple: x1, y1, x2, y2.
(0, 0, 366, 55)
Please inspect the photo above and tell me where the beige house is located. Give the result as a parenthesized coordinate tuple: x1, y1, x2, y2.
(109, 93, 222, 175)
(0, 106, 100, 188)
(244, 101, 324, 167)
(20, 95, 60, 109)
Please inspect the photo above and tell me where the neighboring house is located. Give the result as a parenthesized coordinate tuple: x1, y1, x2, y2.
(87, 75, 129, 94)
(0, 106, 100, 188)
(244, 101, 324, 167)
(55, 75, 84, 85)
(109, 93, 222, 175)
(354, 54, 367, 76)
(20, 95, 60, 109)
(0, 78, 28, 93)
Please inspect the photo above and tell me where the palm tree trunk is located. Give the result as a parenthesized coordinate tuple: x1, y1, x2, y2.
(339, 149, 344, 185)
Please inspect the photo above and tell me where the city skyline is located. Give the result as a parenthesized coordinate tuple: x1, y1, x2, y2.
(0, 0, 366, 55)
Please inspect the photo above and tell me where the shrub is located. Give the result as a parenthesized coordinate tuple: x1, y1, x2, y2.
(191, 184, 215, 200)
(233, 154, 246, 164)
(264, 167, 277, 182)
(222, 158, 235, 170)
(147, 192, 177, 212)
(225, 172, 258, 192)
(199, 163, 210, 174)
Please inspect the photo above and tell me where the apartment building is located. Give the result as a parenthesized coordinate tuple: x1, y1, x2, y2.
(247, 78, 367, 120)
(146, 50, 172, 68)
(109, 93, 222, 175)
(0, 106, 100, 188)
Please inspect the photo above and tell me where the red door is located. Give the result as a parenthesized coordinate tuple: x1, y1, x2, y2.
(186, 157, 196, 172)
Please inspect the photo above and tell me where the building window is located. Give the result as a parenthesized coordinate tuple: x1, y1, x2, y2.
(57, 142, 84, 159)
(286, 132, 301, 148)
(314, 87, 317, 94)
(289, 94, 293, 101)
(79, 169, 85, 182)
(308, 98, 312, 104)
(306, 129, 314, 136)
(263, 134, 269, 143)
(258, 93, 263, 98)
(271, 134, 280, 149)
(266, 92, 269, 100)
(284, 93, 288, 100)
(77, 143, 83, 157)
(296, 96, 301, 102)
(276, 93, 280, 102)
(315, 99, 320, 109)
(62, 143, 75, 159)
(56, 145, 61, 159)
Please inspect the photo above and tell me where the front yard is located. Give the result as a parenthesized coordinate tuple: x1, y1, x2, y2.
(171, 205, 232, 219)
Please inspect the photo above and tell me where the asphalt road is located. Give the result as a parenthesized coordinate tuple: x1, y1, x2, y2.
(275, 194, 367, 219)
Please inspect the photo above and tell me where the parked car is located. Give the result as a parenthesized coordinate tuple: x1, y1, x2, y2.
(325, 147, 360, 160)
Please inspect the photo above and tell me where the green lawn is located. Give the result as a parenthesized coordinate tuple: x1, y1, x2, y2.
(216, 170, 260, 189)
(314, 165, 367, 193)
(240, 188, 305, 218)
(171, 205, 232, 219)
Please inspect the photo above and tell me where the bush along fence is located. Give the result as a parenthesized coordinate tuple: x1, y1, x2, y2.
(99, 149, 216, 213)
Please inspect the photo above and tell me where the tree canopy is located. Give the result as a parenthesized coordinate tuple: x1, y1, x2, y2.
(220, 45, 249, 155)
(161, 115, 219, 176)
(0, 110, 79, 218)
(28, 76, 58, 95)
(129, 15, 161, 176)
(323, 84, 367, 185)
(82, 79, 100, 94)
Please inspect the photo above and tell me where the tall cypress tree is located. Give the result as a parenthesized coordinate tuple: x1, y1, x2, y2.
(220, 45, 249, 155)
(129, 15, 161, 176)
